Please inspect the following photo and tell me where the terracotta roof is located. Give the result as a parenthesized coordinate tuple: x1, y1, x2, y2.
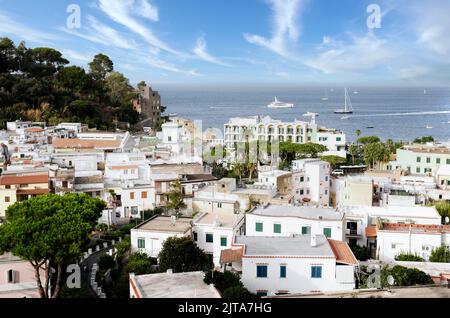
(16, 189, 50, 195)
(109, 165, 140, 170)
(52, 138, 121, 149)
(365, 225, 378, 238)
(380, 223, 450, 234)
(0, 174, 49, 186)
(327, 239, 359, 266)
(25, 127, 44, 133)
(219, 248, 243, 264)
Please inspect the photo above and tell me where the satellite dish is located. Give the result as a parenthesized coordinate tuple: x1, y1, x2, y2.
(387, 275, 395, 286)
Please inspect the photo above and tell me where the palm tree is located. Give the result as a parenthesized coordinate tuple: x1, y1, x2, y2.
(233, 163, 246, 185)
(166, 181, 187, 217)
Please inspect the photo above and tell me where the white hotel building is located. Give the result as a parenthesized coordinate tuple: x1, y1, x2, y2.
(224, 116, 346, 153)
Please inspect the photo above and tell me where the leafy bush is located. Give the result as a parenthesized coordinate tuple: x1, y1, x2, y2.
(222, 286, 257, 299)
(204, 271, 242, 292)
(158, 237, 212, 273)
(98, 254, 116, 270)
(126, 252, 155, 275)
(429, 246, 450, 263)
(381, 265, 433, 287)
(395, 252, 425, 262)
(118, 224, 136, 236)
(350, 245, 371, 261)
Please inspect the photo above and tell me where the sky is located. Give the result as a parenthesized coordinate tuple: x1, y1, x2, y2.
(1, 0, 450, 86)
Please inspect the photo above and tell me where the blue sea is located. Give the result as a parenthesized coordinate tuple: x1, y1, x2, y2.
(158, 86, 450, 142)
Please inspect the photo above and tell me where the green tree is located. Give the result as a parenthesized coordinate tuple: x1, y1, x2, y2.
(166, 181, 187, 217)
(395, 252, 425, 262)
(350, 245, 371, 261)
(357, 136, 381, 145)
(89, 53, 113, 81)
(413, 136, 434, 144)
(434, 201, 450, 224)
(98, 254, 116, 270)
(158, 237, 212, 273)
(363, 142, 390, 169)
(105, 71, 135, 106)
(381, 265, 433, 287)
(321, 155, 347, 169)
(126, 252, 155, 275)
(429, 246, 450, 263)
(0, 194, 105, 298)
(137, 80, 147, 90)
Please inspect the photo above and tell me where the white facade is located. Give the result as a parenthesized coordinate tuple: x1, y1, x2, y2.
(292, 159, 330, 206)
(235, 235, 356, 296)
(246, 205, 345, 241)
(193, 213, 245, 266)
(377, 224, 450, 262)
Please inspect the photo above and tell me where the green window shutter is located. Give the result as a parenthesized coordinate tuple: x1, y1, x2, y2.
(256, 222, 263, 232)
(206, 233, 214, 243)
(274, 224, 281, 234)
(220, 236, 227, 247)
(302, 226, 310, 235)
(323, 228, 332, 238)
(138, 239, 145, 249)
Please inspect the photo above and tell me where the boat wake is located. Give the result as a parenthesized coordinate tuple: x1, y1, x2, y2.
(344, 110, 450, 118)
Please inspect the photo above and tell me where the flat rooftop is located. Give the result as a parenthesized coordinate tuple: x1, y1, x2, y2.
(194, 213, 243, 228)
(343, 205, 441, 220)
(131, 271, 221, 298)
(133, 216, 192, 233)
(235, 235, 334, 257)
(250, 205, 344, 221)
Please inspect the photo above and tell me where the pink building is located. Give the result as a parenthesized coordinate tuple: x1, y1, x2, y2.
(0, 253, 41, 298)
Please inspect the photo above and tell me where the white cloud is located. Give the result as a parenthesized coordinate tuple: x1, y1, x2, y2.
(137, 0, 159, 21)
(61, 16, 138, 50)
(98, 0, 182, 56)
(135, 54, 200, 76)
(61, 49, 94, 64)
(0, 10, 59, 43)
(192, 37, 232, 67)
(412, 1, 450, 61)
(304, 33, 396, 74)
(244, 0, 305, 57)
(399, 66, 430, 80)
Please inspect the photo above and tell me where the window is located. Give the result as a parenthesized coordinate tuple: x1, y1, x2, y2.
(7, 269, 16, 284)
(416, 167, 421, 173)
(130, 192, 135, 200)
(220, 236, 227, 247)
(206, 233, 214, 243)
(168, 136, 172, 142)
(300, 190, 304, 195)
(325, 190, 328, 195)
(217, 202, 222, 208)
(137, 239, 145, 249)
(323, 228, 332, 238)
(336, 137, 342, 142)
(436, 158, 441, 164)
(325, 176, 329, 182)
(280, 265, 287, 278)
(256, 265, 268, 278)
(300, 177, 304, 182)
(255, 222, 263, 232)
(131, 206, 139, 215)
(426, 157, 431, 163)
(141, 192, 148, 199)
(274, 223, 282, 234)
(311, 266, 322, 278)
(5, 196, 10, 203)
(416, 157, 421, 163)
(302, 226, 311, 235)
(193, 232, 198, 241)
(256, 291, 268, 297)
(447, 159, 450, 164)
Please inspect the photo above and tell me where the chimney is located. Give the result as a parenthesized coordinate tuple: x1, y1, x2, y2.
(311, 234, 317, 247)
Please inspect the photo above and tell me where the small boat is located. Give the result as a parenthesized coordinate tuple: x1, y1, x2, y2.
(267, 97, 294, 109)
(353, 91, 359, 95)
(334, 88, 354, 114)
(341, 116, 349, 120)
(168, 113, 178, 117)
(424, 89, 427, 95)
(321, 89, 329, 101)
(426, 125, 433, 129)
(366, 126, 374, 129)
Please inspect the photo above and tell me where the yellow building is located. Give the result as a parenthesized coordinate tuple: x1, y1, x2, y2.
(0, 173, 50, 218)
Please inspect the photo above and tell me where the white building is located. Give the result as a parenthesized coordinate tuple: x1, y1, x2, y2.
(192, 212, 245, 266)
(224, 116, 346, 152)
(246, 205, 345, 241)
(376, 223, 450, 262)
(341, 205, 442, 248)
(131, 216, 192, 258)
(292, 159, 331, 206)
(232, 235, 357, 296)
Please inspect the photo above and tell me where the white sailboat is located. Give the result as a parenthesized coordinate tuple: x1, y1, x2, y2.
(321, 89, 329, 101)
(267, 97, 294, 109)
(334, 88, 354, 114)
